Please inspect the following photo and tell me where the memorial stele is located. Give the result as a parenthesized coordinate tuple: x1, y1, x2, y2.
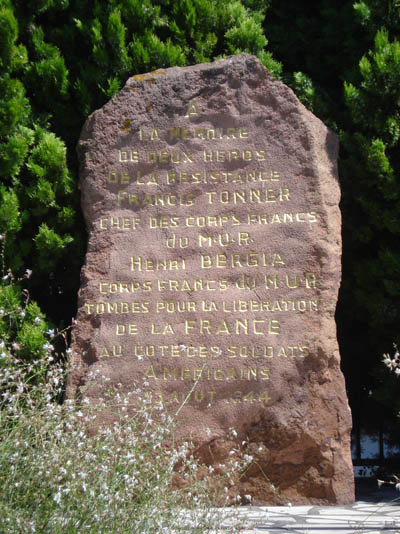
(67, 54, 355, 505)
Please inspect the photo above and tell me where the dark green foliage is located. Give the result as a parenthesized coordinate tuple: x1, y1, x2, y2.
(345, 29, 400, 147)
(0, 76, 30, 135)
(1, 0, 400, 443)
(265, 0, 400, 441)
(0, 270, 51, 363)
(0, 0, 279, 329)
(340, 25, 400, 434)
(0, 6, 18, 69)
(0, 0, 81, 324)
(0, 188, 21, 234)
(62, 0, 279, 115)
(25, 27, 69, 107)
(353, 0, 400, 38)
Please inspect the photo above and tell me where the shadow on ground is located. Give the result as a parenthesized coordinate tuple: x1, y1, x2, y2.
(355, 477, 400, 504)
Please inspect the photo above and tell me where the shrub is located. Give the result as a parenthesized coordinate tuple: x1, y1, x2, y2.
(0, 257, 250, 532)
(0, 355, 250, 533)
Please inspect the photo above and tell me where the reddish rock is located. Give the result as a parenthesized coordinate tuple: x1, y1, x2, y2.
(67, 54, 354, 504)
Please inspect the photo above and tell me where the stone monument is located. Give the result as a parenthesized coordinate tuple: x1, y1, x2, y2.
(67, 54, 354, 504)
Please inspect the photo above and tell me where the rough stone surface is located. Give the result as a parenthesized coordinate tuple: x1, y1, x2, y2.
(68, 54, 354, 505)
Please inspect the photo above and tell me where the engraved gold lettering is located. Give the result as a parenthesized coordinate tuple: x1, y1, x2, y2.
(200, 252, 284, 269)
(184, 214, 241, 228)
(139, 128, 160, 141)
(235, 275, 257, 290)
(166, 234, 189, 248)
(185, 101, 200, 117)
(156, 279, 228, 292)
(156, 301, 196, 313)
(206, 188, 290, 205)
(132, 344, 309, 361)
(183, 318, 280, 336)
(165, 169, 282, 185)
(118, 191, 194, 207)
(149, 216, 180, 228)
(116, 323, 138, 335)
(286, 275, 300, 288)
(130, 256, 186, 271)
(151, 323, 175, 335)
(119, 150, 139, 162)
(99, 345, 122, 358)
(202, 300, 217, 312)
(99, 217, 141, 230)
(247, 211, 318, 225)
(86, 300, 151, 314)
(202, 149, 266, 162)
(305, 272, 318, 288)
(98, 281, 152, 294)
(144, 365, 158, 379)
(147, 150, 193, 164)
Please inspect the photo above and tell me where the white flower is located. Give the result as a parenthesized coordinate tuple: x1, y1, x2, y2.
(34, 317, 41, 324)
(0, 309, 4, 317)
(395, 368, 400, 376)
(46, 329, 55, 336)
(25, 269, 32, 278)
(53, 491, 62, 504)
(20, 311, 25, 318)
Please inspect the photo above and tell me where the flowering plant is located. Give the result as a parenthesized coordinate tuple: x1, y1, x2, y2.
(0, 351, 250, 533)
(378, 345, 400, 492)
(0, 238, 251, 532)
(383, 346, 400, 376)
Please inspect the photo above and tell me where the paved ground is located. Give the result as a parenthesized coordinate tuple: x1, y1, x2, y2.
(215, 484, 400, 534)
